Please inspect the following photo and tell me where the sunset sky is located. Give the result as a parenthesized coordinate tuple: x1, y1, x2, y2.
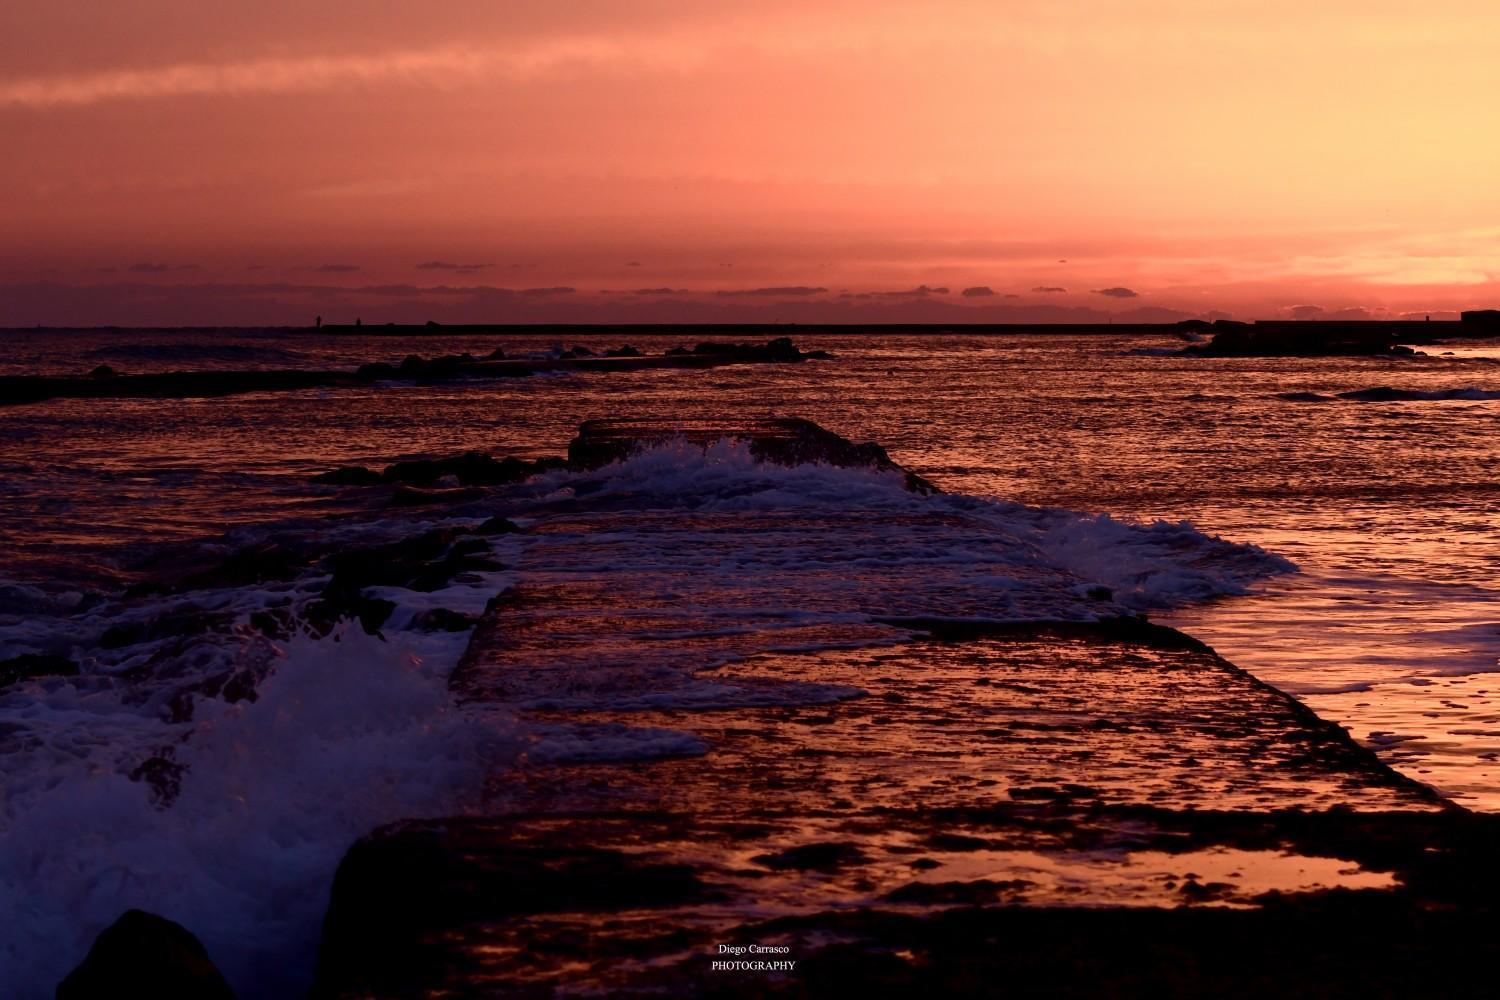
(4, 0, 1498, 325)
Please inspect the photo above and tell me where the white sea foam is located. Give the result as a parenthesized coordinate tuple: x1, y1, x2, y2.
(0, 627, 521, 998)
(0, 440, 1295, 996)
(530, 440, 1293, 620)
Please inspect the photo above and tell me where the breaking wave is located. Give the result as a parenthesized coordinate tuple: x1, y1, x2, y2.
(0, 439, 1294, 997)
(0, 627, 523, 997)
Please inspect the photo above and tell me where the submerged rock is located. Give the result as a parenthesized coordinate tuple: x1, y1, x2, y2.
(389, 485, 486, 507)
(471, 516, 522, 535)
(56, 909, 234, 999)
(383, 452, 551, 487)
(349, 452, 561, 489)
(311, 466, 382, 486)
(0, 652, 78, 688)
(305, 529, 504, 633)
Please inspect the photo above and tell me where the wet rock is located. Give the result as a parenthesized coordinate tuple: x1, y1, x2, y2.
(410, 608, 479, 632)
(427, 452, 533, 486)
(87, 364, 119, 378)
(169, 664, 262, 715)
(389, 485, 486, 507)
(380, 451, 558, 488)
(315, 822, 713, 997)
(305, 593, 396, 635)
(248, 607, 295, 639)
(0, 652, 78, 687)
(128, 752, 186, 807)
(380, 458, 442, 484)
(99, 609, 233, 650)
(176, 543, 308, 591)
(311, 528, 500, 627)
(56, 909, 234, 999)
(407, 539, 505, 591)
(309, 538, 420, 631)
(354, 361, 397, 380)
(604, 344, 642, 357)
(327, 529, 457, 584)
(470, 516, 522, 535)
(311, 466, 381, 486)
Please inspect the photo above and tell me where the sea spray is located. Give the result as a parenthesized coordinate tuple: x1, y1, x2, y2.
(529, 439, 1295, 620)
(1, 441, 1301, 995)
(0, 626, 522, 998)
(1033, 512, 1297, 609)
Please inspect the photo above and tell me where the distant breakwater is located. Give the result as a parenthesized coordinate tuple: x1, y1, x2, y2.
(0, 337, 829, 406)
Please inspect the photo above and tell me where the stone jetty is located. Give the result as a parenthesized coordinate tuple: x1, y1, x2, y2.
(297, 419, 1500, 997)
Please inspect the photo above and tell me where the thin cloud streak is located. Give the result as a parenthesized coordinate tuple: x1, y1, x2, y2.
(0, 36, 705, 109)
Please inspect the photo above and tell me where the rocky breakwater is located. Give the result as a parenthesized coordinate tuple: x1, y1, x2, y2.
(0, 337, 830, 406)
(307, 417, 1496, 998)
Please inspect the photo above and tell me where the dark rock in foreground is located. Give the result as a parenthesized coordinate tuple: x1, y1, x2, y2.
(57, 909, 234, 999)
(316, 828, 715, 997)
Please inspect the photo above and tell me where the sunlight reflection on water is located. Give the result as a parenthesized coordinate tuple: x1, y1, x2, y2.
(3, 328, 1498, 803)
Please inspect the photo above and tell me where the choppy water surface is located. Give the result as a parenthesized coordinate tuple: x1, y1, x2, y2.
(4, 329, 1497, 795)
(1, 327, 1497, 991)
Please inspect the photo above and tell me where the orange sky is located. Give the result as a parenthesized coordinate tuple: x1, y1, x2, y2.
(3, 1, 1498, 324)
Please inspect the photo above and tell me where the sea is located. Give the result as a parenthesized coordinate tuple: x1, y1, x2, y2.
(1, 326, 1497, 995)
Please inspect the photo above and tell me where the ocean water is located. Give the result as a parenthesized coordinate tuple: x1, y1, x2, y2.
(2, 327, 1498, 994)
